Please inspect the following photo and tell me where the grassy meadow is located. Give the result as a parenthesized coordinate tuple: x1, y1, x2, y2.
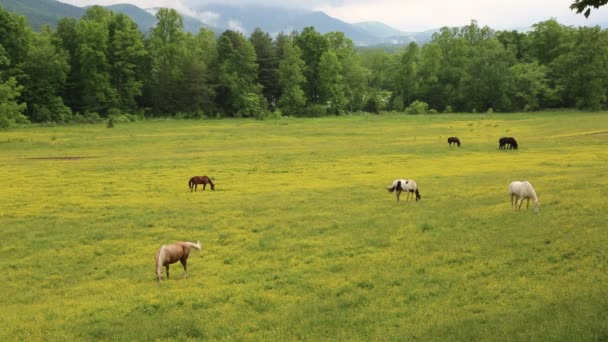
(0, 112, 607, 341)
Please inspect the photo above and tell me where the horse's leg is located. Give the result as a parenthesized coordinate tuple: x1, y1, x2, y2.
(165, 265, 170, 279)
(526, 198, 530, 209)
(518, 197, 524, 211)
(396, 190, 401, 204)
(203, 183, 207, 190)
(181, 258, 188, 278)
(194, 184, 198, 192)
(511, 194, 515, 210)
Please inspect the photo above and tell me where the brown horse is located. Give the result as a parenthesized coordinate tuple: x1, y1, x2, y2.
(188, 175, 215, 192)
(447, 136, 461, 147)
(155, 241, 202, 281)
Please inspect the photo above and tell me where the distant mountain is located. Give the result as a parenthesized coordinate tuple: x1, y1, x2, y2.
(105, 4, 156, 32)
(0, 0, 435, 46)
(187, 3, 380, 45)
(354, 21, 405, 38)
(145, 7, 213, 35)
(0, 0, 82, 30)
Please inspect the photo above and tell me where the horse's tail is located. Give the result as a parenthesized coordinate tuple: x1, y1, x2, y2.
(457, 140, 461, 147)
(188, 178, 193, 189)
(387, 185, 395, 192)
(186, 241, 202, 250)
(155, 246, 166, 280)
(415, 189, 421, 201)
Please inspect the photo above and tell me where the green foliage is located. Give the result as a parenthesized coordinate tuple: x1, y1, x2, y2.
(146, 8, 186, 115)
(300, 103, 327, 117)
(364, 95, 381, 114)
(278, 41, 307, 116)
(18, 27, 72, 122)
(404, 100, 430, 114)
(295, 27, 329, 104)
(108, 13, 147, 112)
(76, 8, 117, 114)
(250, 28, 280, 109)
(0, 77, 28, 128)
(318, 50, 347, 115)
(510, 62, 551, 111)
(570, 0, 608, 17)
(2, 6, 608, 125)
(393, 42, 420, 109)
(217, 30, 266, 117)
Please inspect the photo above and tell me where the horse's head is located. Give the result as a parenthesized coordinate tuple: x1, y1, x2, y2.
(210, 182, 215, 190)
(534, 200, 540, 214)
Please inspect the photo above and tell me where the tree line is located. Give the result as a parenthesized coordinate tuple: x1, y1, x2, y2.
(1, 5, 608, 128)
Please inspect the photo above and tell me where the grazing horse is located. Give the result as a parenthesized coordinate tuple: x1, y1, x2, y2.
(499, 137, 518, 150)
(387, 179, 421, 204)
(447, 137, 461, 147)
(508, 181, 539, 214)
(189, 175, 215, 192)
(155, 241, 202, 281)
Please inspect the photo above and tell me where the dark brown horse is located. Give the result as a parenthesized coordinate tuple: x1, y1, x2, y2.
(499, 137, 518, 150)
(155, 241, 202, 281)
(188, 175, 215, 192)
(447, 136, 461, 147)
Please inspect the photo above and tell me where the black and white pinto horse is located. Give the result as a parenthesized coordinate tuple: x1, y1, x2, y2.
(447, 137, 461, 147)
(499, 137, 518, 150)
(387, 179, 421, 204)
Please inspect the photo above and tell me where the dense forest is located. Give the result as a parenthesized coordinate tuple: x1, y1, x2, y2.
(1, 5, 608, 128)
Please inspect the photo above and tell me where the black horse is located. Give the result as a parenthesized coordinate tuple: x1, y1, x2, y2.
(499, 137, 518, 150)
(447, 137, 461, 147)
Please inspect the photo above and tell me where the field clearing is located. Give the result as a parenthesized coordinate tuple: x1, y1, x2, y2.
(0, 112, 607, 340)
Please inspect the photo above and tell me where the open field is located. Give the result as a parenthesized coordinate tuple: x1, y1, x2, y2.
(0, 112, 607, 341)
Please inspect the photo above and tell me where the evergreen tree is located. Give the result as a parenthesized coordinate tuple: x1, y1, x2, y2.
(216, 30, 265, 117)
(278, 41, 306, 115)
(318, 50, 346, 115)
(76, 7, 116, 114)
(19, 26, 71, 122)
(393, 42, 420, 110)
(294, 27, 328, 104)
(108, 13, 147, 113)
(146, 8, 186, 115)
(250, 28, 280, 110)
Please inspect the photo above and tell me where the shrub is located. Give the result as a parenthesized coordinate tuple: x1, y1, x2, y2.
(300, 104, 327, 117)
(405, 100, 430, 115)
(444, 105, 453, 113)
(71, 112, 102, 124)
(364, 96, 381, 114)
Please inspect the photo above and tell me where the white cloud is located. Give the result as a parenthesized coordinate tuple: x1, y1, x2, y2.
(227, 20, 246, 34)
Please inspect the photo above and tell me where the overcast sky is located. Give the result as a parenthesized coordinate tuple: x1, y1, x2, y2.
(58, 0, 608, 31)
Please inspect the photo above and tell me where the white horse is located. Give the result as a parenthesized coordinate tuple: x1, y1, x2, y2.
(387, 179, 421, 204)
(508, 181, 540, 213)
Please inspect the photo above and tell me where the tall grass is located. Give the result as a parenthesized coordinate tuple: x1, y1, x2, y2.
(0, 112, 607, 340)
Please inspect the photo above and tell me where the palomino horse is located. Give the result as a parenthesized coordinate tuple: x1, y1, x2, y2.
(155, 241, 202, 281)
(447, 137, 461, 147)
(508, 181, 539, 213)
(387, 179, 421, 204)
(189, 175, 215, 192)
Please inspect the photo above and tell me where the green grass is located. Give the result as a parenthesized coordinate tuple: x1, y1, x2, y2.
(0, 112, 607, 340)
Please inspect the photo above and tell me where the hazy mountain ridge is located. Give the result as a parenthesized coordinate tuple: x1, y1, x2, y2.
(0, 0, 475, 46)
